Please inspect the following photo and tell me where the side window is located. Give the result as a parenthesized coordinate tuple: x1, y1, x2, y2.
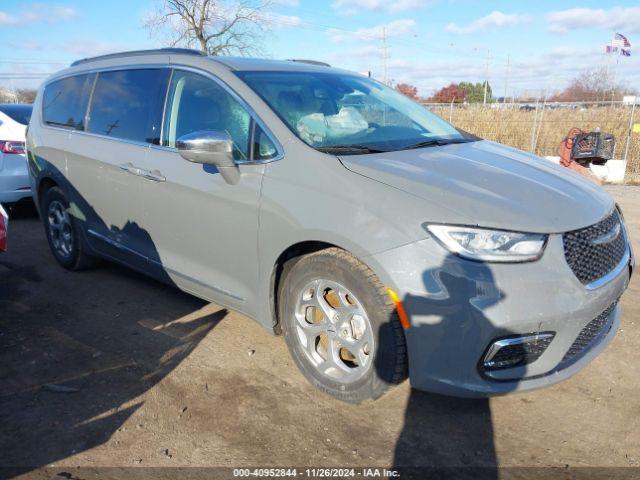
(43, 74, 94, 130)
(88, 69, 169, 144)
(253, 125, 278, 160)
(163, 70, 251, 161)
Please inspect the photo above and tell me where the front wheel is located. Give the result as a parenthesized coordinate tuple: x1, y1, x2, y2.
(279, 248, 407, 403)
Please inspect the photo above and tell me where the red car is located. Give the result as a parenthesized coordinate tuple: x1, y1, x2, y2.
(0, 203, 7, 252)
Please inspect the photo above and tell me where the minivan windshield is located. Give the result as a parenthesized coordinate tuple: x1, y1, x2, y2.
(237, 71, 477, 154)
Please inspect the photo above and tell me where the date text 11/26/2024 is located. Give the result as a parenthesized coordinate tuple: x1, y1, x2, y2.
(232, 468, 400, 477)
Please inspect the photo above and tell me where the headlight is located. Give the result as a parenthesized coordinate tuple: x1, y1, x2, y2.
(426, 224, 547, 262)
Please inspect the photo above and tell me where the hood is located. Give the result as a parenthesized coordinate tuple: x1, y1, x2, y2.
(339, 140, 614, 233)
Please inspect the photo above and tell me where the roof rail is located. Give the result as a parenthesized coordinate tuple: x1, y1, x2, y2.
(286, 59, 331, 67)
(71, 48, 206, 67)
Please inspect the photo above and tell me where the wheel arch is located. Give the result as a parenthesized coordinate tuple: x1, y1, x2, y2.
(268, 239, 399, 335)
(270, 240, 339, 334)
(36, 177, 58, 213)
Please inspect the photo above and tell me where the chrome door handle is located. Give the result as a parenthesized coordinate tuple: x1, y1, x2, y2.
(119, 162, 143, 176)
(119, 163, 165, 182)
(141, 170, 166, 182)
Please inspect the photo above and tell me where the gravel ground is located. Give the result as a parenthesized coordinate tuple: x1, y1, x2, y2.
(1, 186, 639, 478)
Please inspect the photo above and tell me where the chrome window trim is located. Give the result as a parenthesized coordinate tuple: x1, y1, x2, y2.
(68, 128, 154, 149)
(40, 62, 284, 165)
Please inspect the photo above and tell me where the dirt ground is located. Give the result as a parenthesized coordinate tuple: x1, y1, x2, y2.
(1, 186, 639, 479)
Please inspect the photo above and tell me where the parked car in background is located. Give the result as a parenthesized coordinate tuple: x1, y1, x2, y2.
(0, 203, 7, 252)
(0, 103, 33, 205)
(26, 49, 633, 403)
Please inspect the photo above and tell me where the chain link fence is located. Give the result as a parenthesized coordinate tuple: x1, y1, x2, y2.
(423, 101, 639, 182)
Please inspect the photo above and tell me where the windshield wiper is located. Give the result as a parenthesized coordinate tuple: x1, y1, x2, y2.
(316, 144, 387, 154)
(401, 138, 473, 151)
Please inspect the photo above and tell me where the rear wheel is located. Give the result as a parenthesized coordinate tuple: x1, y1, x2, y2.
(41, 186, 97, 270)
(279, 248, 407, 403)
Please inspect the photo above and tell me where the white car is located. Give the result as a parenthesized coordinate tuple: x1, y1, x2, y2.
(0, 103, 33, 204)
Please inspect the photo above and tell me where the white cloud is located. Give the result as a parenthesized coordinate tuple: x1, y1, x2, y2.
(327, 45, 383, 61)
(267, 13, 303, 29)
(273, 0, 299, 6)
(0, 12, 18, 26)
(8, 40, 45, 51)
(446, 11, 530, 35)
(546, 7, 640, 34)
(329, 19, 416, 42)
(61, 40, 128, 58)
(0, 3, 78, 26)
(332, 0, 432, 16)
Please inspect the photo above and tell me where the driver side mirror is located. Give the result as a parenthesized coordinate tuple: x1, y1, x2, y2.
(176, 130, 240, 185)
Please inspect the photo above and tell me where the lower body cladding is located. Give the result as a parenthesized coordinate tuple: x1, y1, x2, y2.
(0, 154, 32, 203)
(368, 234, 632, 398)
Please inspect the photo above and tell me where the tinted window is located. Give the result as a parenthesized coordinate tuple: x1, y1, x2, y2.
(163, 70, 251, 160)
(88, 69, 168, 143)
(43, 74, 94, 129)
(0, 104, 32, 125)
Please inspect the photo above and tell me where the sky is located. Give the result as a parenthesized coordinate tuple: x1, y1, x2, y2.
(0, 0, 639, 99)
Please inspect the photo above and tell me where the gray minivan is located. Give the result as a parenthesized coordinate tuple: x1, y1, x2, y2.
(27, 48, 632, 402)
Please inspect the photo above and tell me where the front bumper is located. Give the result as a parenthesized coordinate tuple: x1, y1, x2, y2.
(0, 153, 32, 203)
(368, 233, 631, 397)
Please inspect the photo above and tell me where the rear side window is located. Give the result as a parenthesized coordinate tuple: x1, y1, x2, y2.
(0, 104, 32, 125)
(88, 69, 169, 144)
(43, 74, 94, 130)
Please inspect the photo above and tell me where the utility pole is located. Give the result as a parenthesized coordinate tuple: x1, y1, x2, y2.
(381, 27, 389, 86)
(503, 54, 511, 104)
(483, 49, 492, 105)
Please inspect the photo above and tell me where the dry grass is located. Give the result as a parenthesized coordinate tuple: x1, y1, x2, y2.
(426, 104, 640, 182)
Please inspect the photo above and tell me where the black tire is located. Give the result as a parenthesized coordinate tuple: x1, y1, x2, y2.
(279, 247, 407, 403)
(41, 186, 98, 271)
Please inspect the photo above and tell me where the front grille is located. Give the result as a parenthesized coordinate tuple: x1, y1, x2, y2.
(563, 210, 627, 285)
(561, 301, 617, 365)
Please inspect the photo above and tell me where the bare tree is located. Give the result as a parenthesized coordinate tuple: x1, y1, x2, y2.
(16, 89, 38, 104)
(145, 0, 272, 56)
(550, 67, 635, 102)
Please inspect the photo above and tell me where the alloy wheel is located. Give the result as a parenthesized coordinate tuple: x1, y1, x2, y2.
(47, 200, 74, 259)
(294, 279, 374, 384)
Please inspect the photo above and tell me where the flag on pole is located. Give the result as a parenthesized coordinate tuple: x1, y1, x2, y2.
(621, 48, 631, 57)
(606, 45, 619, 53)
(613, 33, 631, 48)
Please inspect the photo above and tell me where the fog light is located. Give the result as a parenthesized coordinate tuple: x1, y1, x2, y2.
(482, 333, 555, 371)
